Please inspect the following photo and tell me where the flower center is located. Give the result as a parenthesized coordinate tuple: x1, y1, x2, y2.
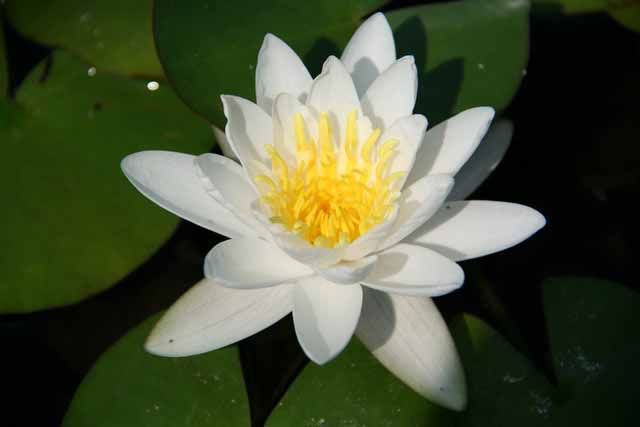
(256, 111, 403, 248)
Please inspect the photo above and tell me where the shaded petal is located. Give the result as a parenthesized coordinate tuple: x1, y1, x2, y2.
(406, 107, 495, 188)
(221, 95, 273, 169)
(361, 56, 417, 130)
(272, 231, 344, 268)
(204, 237, 313, 289)
(341, 12, 396, 97)
(363, 243, 464, 297)
(317, 255, 378, 285)
(121, 151, 254, 238)
(255, 33, 312, 114)
(378, 174, 453, 251)
(356, 289, 467, 410)
(307, 56, 360, 144)
(293, 277, 363, 364)
(408, 201, 546, 261)
(447, 119, 513, 201)
(272, 92, 318, 166)
(195, 153, 268, 237)
(378, 114, 428, 189)
(145, 279, 293, 357)
(212, 125, 239, 161)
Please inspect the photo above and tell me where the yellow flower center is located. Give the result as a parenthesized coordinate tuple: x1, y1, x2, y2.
(256, 111, 404, 248)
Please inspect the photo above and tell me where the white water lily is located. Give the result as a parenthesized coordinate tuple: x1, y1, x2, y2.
(121, 13, 544, 411)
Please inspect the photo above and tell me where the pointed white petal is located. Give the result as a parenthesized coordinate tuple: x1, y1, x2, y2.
(204, 237, 313, 289)
(363, 243, 464, 297)
(195, 153, 269, 237)
(317, 255, 378, 285)
(255, 33, 312, 114)
(408, 201, 546, 261)
(212, 125, 239, 161)
(145, 279, 293, 357)
(271, 230, 344, 268)
(293, 277, 363, 364)
(361, 56, 418, 130)
(221, 95, 273, 169)
(378, 174, 453, 251)
(447, 120, 513, 201)
(121, 151, 254, 238)
(307, 56, 360, 143)
(341, 12, 396, 97)
(356, 289, 467, 410)
(343, 204, 399, 261)
(406, 107, 495, 188)
(272, 93, 318, 166)
(378, 114, 428, 189)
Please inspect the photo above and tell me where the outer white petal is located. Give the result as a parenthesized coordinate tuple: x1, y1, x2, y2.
(255, 33, 312, 114)
(361, 56, 418, 130)
(145, 278, 293, 357)
(195, 153, 269, 237)
(204, 237, 313, 289)
(408, 201, 546, 261)
(307, 56, 360, 144)
(341, 12, 396, 97)
(378, 174, 453, 251)
(212, 125, 239, 161)
(343, 204, 399, 261)
(272, 93, 318, 166)
(356, 290, 467, 410)
(378, 114, 428, 189)
(406, 107, 495, 188)
(447, 120, 513, 201)
(221, 95, 273, 169)
(362, 243, 464, 297)
(317, 255, 378, 285)
(121, 151, 254, 238)
(293, 277, 363, 364)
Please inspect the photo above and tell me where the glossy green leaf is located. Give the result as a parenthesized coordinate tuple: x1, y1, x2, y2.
(0, 52, 211, 313)
(388, 0, 530, 124)
(154, 0, 387, 125)
(266, 338, 452, 426)
(5, 0, 162, 77)
(533, 0, 640, 32)
(63, 314, 250, 427)
(608, 0, 640, 32)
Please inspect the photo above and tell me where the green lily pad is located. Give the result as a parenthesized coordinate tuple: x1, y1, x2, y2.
(532, 0, 640, 32)
(4, 0, 163, 77)
(388, 0, 529, 124)
(154, 0, 387, 126)
(0, 51, 211, 313)
(63, 314, 250, 427)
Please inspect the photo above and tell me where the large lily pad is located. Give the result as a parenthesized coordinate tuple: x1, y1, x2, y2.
(4, 0, 163, 77)
(388, 0, 529, 124)
(0, 51, 211, 313)
(63, 314, 251, 427)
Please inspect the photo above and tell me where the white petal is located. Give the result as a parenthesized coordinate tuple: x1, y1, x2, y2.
(408, 201, 546, 261)
(378, 114, 428, 189)
(145, 279, 293, 357)
(121, 151, 254, 238)
(343, 204, 399, 261)
(307, 56, 360, 143)
(293, 277, 363, 364)
(204, 237, 313, 289)
(447, 120, 513, 201)
(255, 33, 312, 114)
(212, 125, 239, 161)
(271, 230, 344, 268)
(341, 12, 396, 97)
(195, 153, 268, 237)
(356, 290, 467, 410)
(378, 174, 453, 251)
(406, 107, 495, 188)
(363, 243, 464, 297)
(272, 93, 318, 166)
(361, 56, 417, 130)
(317, 255, 378, 285)
(221, 95, 273, 168)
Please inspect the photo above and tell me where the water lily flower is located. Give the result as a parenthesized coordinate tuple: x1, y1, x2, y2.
(121, 13, 544, 411)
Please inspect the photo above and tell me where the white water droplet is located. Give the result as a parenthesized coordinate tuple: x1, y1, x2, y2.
(87, 67, 97, 77)
(477, 63, 485, 70)
(147, 81, 160, 91)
